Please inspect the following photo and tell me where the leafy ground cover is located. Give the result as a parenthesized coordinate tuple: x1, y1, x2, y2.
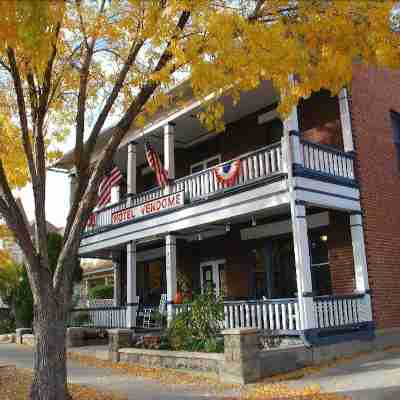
(0, 366, 126, 400)
(67, 352, 350, 400)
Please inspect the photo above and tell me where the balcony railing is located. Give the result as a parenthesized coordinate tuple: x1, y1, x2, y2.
(84, 139, 357, 235)
(84, 142, 284, 235)
(300, 140, 355, 181)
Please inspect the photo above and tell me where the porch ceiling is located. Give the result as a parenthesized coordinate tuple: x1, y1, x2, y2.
(112, 80, 279, 172)
(81, 202, 290, 259)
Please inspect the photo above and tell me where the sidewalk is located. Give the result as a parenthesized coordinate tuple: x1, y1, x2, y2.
(0, 344, 239, 400)
(2, 343, 400, 399)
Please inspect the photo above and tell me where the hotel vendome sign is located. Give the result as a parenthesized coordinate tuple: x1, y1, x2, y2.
(111, 191, 184, 225)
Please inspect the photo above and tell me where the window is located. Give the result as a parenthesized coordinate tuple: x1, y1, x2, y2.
(190, 154, 221, 174)
(390, 110, 400, 171)
(309, 230, 331, 296)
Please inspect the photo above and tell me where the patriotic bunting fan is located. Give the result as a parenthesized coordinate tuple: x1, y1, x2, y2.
(145, 142, 169, 188)
(213, 160, 241, 187)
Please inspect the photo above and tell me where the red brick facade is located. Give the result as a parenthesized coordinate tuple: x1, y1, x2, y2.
(328, 211, 355, 295)
(349, 65, 400, 329)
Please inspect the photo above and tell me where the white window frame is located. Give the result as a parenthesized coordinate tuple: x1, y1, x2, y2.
(200, 259, 226, 297)
(190, 154, 221, 174)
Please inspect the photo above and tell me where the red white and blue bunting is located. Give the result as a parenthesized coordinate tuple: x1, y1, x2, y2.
(213, 160, 241, 187)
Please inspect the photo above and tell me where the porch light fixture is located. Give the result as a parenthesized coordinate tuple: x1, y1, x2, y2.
(251, 216, 257, 227)
(320, 235, 328, 242)
(197, 233, 203, 241)
(225, 223, 231, 232)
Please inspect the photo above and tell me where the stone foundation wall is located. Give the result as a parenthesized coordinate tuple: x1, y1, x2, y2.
(119, 348, 223, 373)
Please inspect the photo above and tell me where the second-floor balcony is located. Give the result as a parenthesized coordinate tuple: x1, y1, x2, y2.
(83, 136, 356, 238)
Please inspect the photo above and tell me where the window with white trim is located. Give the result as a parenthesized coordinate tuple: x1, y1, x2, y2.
(190, 154, 221, 174)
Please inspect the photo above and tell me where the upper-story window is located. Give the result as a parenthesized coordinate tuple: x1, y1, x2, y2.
(190, 154, 221, 174)
(390, 110, 400, 171)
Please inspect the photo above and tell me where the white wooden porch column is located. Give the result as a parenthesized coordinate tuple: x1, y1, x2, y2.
(339, 88, 355, 152)
(113, 258, 121, 307)
(165, 234, 177, 325)
(164, 123, 175, 182)
(350, 213, 373, 321)
(126, 241, 139, 328)
(291, 203, 317, 331)
(127, 141, 137, 207)
(127, 142, 137, 195)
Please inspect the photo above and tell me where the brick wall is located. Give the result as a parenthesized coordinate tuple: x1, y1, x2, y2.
(185, 232, 254, 299)
(350, 65, 400, 329)
(328, 211, 355, 295)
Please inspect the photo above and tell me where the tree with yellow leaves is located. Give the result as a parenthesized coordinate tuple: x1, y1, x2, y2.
(0, 1, 399, 399)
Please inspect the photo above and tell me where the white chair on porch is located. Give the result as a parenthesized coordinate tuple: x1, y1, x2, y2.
(142, 294, 167, 328)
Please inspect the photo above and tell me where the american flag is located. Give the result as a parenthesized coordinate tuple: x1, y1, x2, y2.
(145, 142, 169, 187)
(97, 165, 123, 208)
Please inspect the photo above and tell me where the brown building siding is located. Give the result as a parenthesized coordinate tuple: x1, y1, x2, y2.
(350, 65, 400, 329)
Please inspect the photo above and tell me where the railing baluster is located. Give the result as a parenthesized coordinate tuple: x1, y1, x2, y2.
(258, 153, 265, 177)
(248, 157, 254, 181)
(269, 303, 274, 330)
(288, 302, 294, 330)
(270, 148, 276, 172)
(274, 303, 280, 330)
(253, 155, 259, 179)
(242, 158, 249, 182)
(256, 303, 262, 329)
(281, 303, 287, 330)
(264, 151, 271, 175)
(276, 147, 282, 171)
(234, 305, 240, 328)
(262, 302, 268, 330)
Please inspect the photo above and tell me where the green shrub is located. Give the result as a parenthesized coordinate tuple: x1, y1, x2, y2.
(167, 288, 224, 353)
(88, 284, 114, 299)
(13, 269, 34, 328)
(70, 311, 90, 327)
(0, 310, 15, 334)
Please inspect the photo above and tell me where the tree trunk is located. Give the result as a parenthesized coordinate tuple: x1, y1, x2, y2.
(30, 298, 70, 400)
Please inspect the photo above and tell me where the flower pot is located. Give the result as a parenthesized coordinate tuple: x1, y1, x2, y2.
(173, 292, 183, 304)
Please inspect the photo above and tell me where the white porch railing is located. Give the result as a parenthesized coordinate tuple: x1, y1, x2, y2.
(301, 139, 355, 180)
(84, 142, 284, 234)
(173, 298, 301, 333)
(171, 142, 283, 201)
(222, 299, 300, 332)
(313, 294, 368, 329)
(69, 306, 127, 328)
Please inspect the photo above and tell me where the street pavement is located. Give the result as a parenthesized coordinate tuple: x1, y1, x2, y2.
(1, 343, 400, 399)
(0, 343, 238, 400)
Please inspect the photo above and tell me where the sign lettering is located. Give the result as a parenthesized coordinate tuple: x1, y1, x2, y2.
(111, 191, 184, 225)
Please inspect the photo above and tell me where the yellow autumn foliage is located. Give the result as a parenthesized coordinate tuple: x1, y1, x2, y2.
(0, 0, 398, 185)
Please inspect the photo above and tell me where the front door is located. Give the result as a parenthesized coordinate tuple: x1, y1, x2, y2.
(200, 260, 225, 297)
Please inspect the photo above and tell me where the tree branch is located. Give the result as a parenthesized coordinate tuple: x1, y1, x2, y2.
(0, 160, 40, 296)
(6, 47, 37, 183)
(55, 10, 191, 293)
